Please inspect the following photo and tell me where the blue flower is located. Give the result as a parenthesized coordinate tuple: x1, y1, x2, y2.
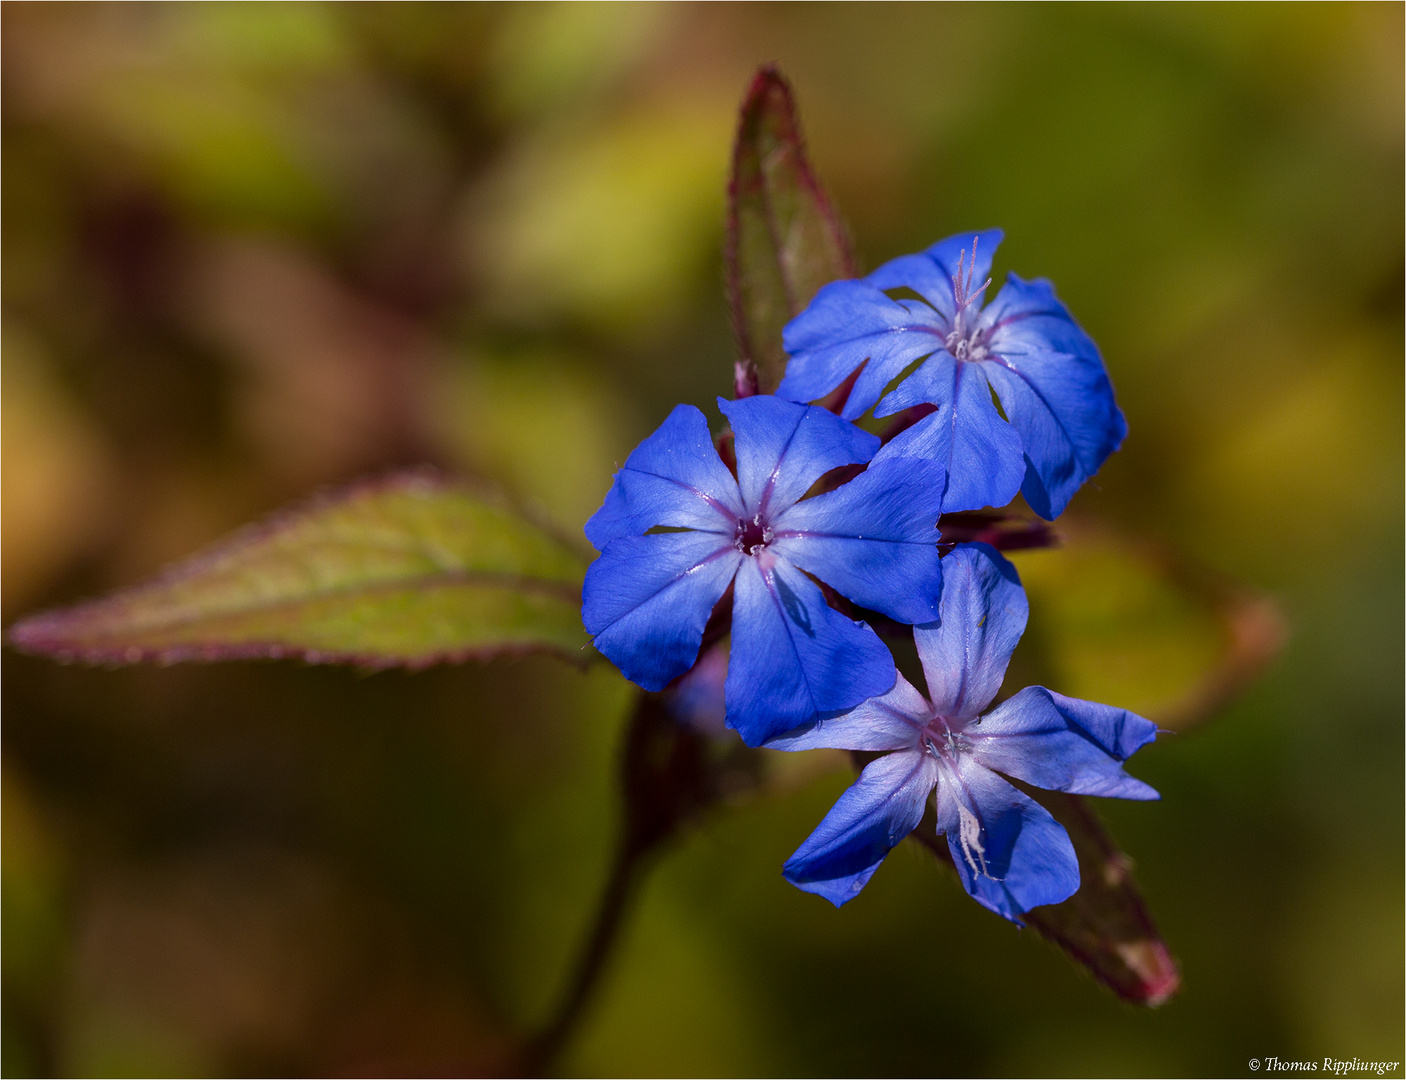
(583, 395, 947, 747)
(777, 230, 1127, 519)
(768, 542, 1158, 920)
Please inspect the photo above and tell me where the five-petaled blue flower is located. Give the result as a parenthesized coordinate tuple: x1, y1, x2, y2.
(777, 230, 1127, 519)
(583, 394, 947, 747)
(768, 542, 1158, 920)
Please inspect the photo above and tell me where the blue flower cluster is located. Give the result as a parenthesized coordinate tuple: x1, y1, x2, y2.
(583, 232, 1157, 921)
(781, 229, 1125, 519)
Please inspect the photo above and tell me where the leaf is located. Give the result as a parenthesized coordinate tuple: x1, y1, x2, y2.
(908, 790, 1180, 1006)
(7, 471, 590, 669)
(726, 64, 856, 396)
(1021, 792, 1179, 1005)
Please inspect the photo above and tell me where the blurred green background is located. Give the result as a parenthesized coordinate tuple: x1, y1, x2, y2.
(3, 3, 1401, 1076)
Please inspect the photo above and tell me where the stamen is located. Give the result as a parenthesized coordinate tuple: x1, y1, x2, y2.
(968, 275, 992, 308)
(734, 514, 773, 555)
(956, 801, 989, 878)
(950, 236, 992, 319)
(921, 716, 971, 759)
(946, 237, 994, 362)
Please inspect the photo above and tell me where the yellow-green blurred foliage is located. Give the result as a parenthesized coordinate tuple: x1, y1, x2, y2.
(3, 4, 1400, 1076)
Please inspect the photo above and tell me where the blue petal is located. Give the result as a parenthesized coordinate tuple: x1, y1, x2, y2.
(936, 756, 1079, 922)
(584, 404, 744, 551)
(876, 353, 1026, 513)
(778, 279, 945, 420)
(725, 555, 895, 746)
(865, 229, 1005, 320)
(914, 543, 1028, 721)
(984, 272, 1100, 362)
(771, 454, 946, 625)
(583, 532, 741, 692)
(974, 686, 1160, 800)
(717, 395, 878, 517)
(862, 254, 957, 319)
(979, 273, 1127, 519)
(783, 749, 938, 907)
(765, 672, 928, 752)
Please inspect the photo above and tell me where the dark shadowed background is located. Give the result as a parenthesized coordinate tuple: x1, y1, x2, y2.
(3, 3, 1402, 1076)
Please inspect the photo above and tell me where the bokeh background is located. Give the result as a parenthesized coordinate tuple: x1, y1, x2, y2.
(3, 3, 1402, 1076)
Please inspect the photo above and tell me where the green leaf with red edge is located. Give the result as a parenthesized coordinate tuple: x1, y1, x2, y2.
(907, 789, 1179, 1006)
(726, 65, 856, 396)
(7, 471, 590, 669)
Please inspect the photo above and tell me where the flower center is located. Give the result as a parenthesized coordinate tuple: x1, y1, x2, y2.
(945, 325, 989, 362)
(945, 236, 992, 362)
(920, 716, 970, 760)
(920, 715, 991, 878)
(734, 514, 773, 556)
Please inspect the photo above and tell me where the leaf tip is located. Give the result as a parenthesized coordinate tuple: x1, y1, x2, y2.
(1118, 938, 1181, 1006)
(725, 63, 857, 396)
(6, 610, 86, 662)
(733, 359, 759, 399)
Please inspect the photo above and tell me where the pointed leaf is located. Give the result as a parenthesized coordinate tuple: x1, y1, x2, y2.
(7, 471, 589, 668)
(908, 787, 1179, 1005)
(1020, 791, 1180, 1006)
(726, 65, 855, 396)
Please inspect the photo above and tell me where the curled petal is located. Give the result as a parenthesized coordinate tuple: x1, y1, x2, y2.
(981, 273, 1127, 520)
(778, 279, 945, 420)
(936, 756, 1080, 922)
(765, 672, 928, 753)
(718, 395, 878, 517)
(726, 555, 894, 746)
(975, 686, 1160, 800)
(877, 354, 1025, 514)
(914, 543, 1028, 721)
(773, 453, 946, 625)
(585, 404, 743, 550)
(583, 532, 741, 691)
(984, 271, 1101, 363)
(784, 749, 938, 906)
